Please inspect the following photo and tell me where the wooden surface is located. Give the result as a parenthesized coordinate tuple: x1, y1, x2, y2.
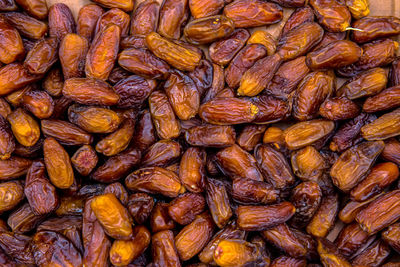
(46, 0, 400, 242)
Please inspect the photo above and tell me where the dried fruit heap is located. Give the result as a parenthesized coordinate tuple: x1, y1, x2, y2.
(0, 0, 399, 266)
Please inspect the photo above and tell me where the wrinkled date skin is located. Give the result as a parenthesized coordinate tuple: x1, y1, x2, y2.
(199, 97, 259, 125)
(351, 162, 399, 201)
(7, 108, 40, 147)
(179, 147, 206, 193)
(86, 24, 120, 81)
(24, 160, 59, 215)
(157, 0, 188, 40)
(307, 194, 339, 238)
(310, 0, 351, 32)
(164, 70, 200, 120)
(255, 144, 295, 189)
(0, 115, 14, 160)
(3, 11, 47, 40)
(232, 178, 279, 205)
(346, 0, 370, 19)
(291, 146, 327, 182)
(290, 182, 322, 228)
(338, 38, 398, 77)
(351, 239, 391, 267)
(91, 0, 134, 12)
(168, 193, 205, 225)
(281, 6, 314, 36)
(361, 108, 400, 140)
(48, 3, 75, 40)
(59, 34, 89, 79)
(77, 4, 104, 41)
(223, 0, 283, 28)
(41, 119, 93, 145)
(335, 223, 368, 257)
(293, 71, 335, 121)
(216, 144, 264, 181)
(118, 48, 170, 80)
(206, 178, 232, 228)
(236, 202, 295, 231)
(363, 85, 400, 113)
(131, 0, 160, 36)
(0, 16, 24, 64)
(209, 29, 250, 66)
(277, 22, 324, 61)
(330, 141, 385, 192)
(352, 16, 400, 43)
(0, 63, 42, 96)
(225, 44, 268, 89)
(356, 190, 400, 234)
(0, 180, 23, 214)
(189, 0, 225, 19)
(306, 40, 362, 70)
(317, 238, 352, 267)
(184, 15, 235, 45)
(185, 125, 236, 148)
(146, 32, 202, 72)
(152, 230, 181, 267)
(125, 167, 183, 197)
(337, 68, 388, 99)
(319, 97, 360, 121)
(94, 8, 130, 37)
(238, 53, 282, 96)
(267, 56, 310, 99)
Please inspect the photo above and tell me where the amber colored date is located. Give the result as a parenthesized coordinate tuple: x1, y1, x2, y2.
(0, 180, 23, 214)
(95, 8, 130, 37)
(238, 53, 282, 96)
(184, 15, 234, 45)
(185, 125, 236, 148)
(110, 225, 150, 267)
(335, 223, 368, 257)
(352, 16, 400, 43)
(200, 97, 258, 125)
(255, 144, 294, 189)
(382, 138, 400, 165)
(126, 167, 183, 197)
(165, 70, 200, 120)
(337, 68, 388, 99)
(63, 78, 119, 106)
(59, 34, 89, 80)
(0, 63, 42, 96)
(277, 22, 324, 61)
(206, 178, 232, 228)
(281, 6, 314, 36)
(306, 40, 362, 70)
(216, 144, 263, 181)
(146, 32, 202, 72)
(310, 0, 351, 32)
(319, 97, 360, 121)
(237, 203, 295, 231)
(267, 56, 310, 99)
(43, 137, 74, 189)
(223, 0, 283, 28)
(291, 146, 327, 182)
(86, 24, 120, 80)
(247, 30, 276, 55)
(356, 189, 400, 234)
(213, 239, 261, 267)
(130, 0, 159, 36)
(157, 0, 188, 39)
(351, 162, 399, 201)
(149, 90, 181, 139)
(338, 39, 398, 77)
(189, 0, 224, 18)
(152, 230, 181, 267)
(77, 4, 104, 41)
(179, 147, 206, 192)
(91, 193, 133, 240)
(0, 115, 14, 160)
(225, 44, 268, 89)
(237, 125, 266, 151)
(331, 141, 384, 192)
(317, 238, 352, 267)
(363, 85, 400, 113)
(293, 71, 335, 121)
(209, 29, 250, 66)
(0, 16, 24, 64)
(3, 12, 47, 40)
(68, 105, 122, 134)
(351, 239, 391, 267)
(175, 212, 215, 261)
(7, 108, 40, 147)
(382, 223, 400, 253)
(361, 108, 400, 140)
(307, 194, 338, 238)
(41, 119, 93, 145)
(48, 3, 75, 40)
(283, 120, 335, 150)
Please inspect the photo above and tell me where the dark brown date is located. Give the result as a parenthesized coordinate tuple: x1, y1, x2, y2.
(352, 16, 400, 43)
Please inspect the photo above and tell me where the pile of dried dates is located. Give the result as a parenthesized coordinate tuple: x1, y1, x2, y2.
(0, 0, 399, 266)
